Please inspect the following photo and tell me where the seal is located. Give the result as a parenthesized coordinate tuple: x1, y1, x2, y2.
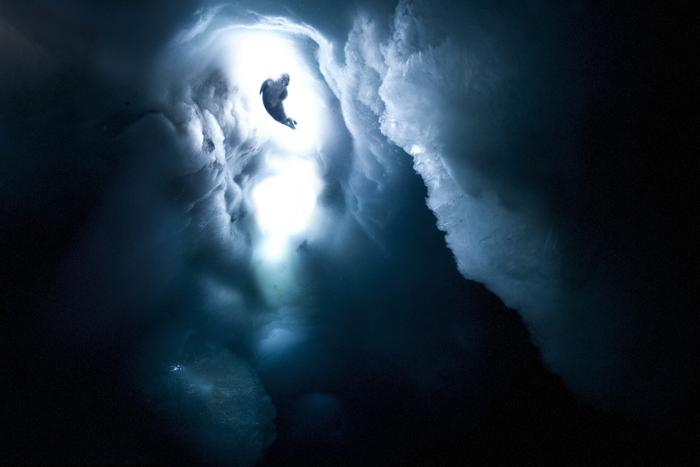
(260, 73, 297, 129)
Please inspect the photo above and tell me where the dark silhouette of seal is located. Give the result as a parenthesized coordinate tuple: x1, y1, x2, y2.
(260, 73, 297, 129)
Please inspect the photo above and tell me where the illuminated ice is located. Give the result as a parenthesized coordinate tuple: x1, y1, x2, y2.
(252, 158, 322, 236)
(221, 30, 326, 153)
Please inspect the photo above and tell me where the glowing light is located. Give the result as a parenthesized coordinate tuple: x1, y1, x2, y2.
(204, 25, 329, 264)
(259, 236, 289, 262)
(223, 30, 325, 152)
(252, 158, 321, 236)
(409, 144, 425, 156)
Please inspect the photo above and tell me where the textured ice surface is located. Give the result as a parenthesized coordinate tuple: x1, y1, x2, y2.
(136, 0, 689, 433)
(157, 349, 276, 466)
(310, 0, 681, 413)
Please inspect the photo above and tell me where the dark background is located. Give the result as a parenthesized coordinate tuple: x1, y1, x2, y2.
(1, 1, 697, 464)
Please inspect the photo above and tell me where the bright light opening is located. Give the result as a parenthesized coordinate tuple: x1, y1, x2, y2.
(251, 158, 322, 262)
(252, 158, 321, 236)
(211, 27, 329, 263)
(251, 158, 322, 261)
(223, 30, 325, 152)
